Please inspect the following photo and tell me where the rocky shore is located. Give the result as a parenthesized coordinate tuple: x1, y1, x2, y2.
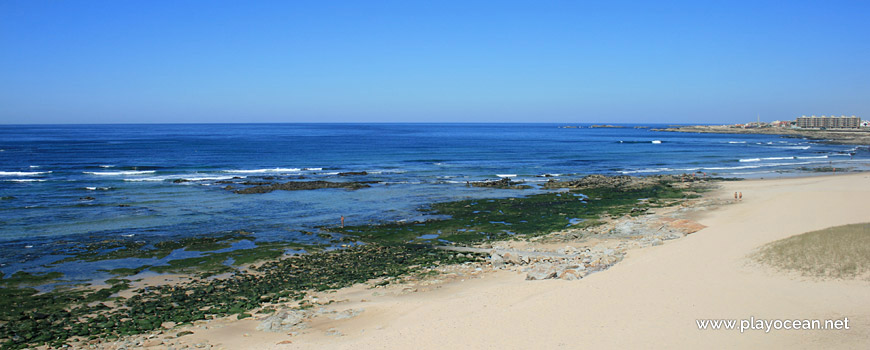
(653, 125, 870, 145)
(0, 174, 726, 349)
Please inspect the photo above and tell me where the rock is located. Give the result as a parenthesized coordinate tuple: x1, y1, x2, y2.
(234, 181, 371, 194)
(142, 339, 163, 347)
(502, 252, 521, 264)
(257, 309, 309, 332)
(490, 253, 505, 268)
(330, 308, 364, 320)
(471, 178, 532, 190)
(337, 171, 368, 176)
(559, 269, 585, 280)
(526, 264, 557, 280)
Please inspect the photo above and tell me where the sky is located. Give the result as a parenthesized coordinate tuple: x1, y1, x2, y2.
(1, 1, 868, 124)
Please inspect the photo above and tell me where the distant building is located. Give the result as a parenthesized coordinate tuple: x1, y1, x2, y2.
(795, 115, 860, 129)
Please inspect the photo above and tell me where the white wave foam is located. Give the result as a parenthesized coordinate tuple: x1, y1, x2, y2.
(222, 168, 301, 174)
(698, 160, 827, 171)
(99, 165, 115, 168)
(29, 165, 40, 168)
(303, 167, 322, 171)
(774, 146, 811, 150)
(620, 168, 673, 174)
(496, 174, 517, 178)
(739, 158, 761, 162)
(797, 155, 827, 159)
(124, 175, 240, 182)
(3, 179, 47, 182)
(624, 159, 837, 174)
(367, 170, 406, 174)
(761, 156, 795, 160)
(651, 140, 662, 144)
(730, 171, 776, 175)
(85, 170, 155, 176)
(180, 176, 237, 181)
(0, 171, 50, 176)
(728, 141, 746, 144)
(85, 187, 111, 190)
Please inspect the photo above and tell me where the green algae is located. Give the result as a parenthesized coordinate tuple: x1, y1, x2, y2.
(149, 241, 321, 277)
(336, 184, 696, 244)
(0, 271, 64, 287)
(0, 244, 481, 349)
(51, 230, 256, 265)
(101, 266, 152, 277)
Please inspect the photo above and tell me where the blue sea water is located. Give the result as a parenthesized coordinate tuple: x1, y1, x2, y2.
(1, 123, 867, 279)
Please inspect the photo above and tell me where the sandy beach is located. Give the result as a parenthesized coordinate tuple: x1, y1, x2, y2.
(153, 172, 870, 350)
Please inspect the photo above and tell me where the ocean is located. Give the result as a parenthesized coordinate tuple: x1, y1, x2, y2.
(1, 123, 867, 279)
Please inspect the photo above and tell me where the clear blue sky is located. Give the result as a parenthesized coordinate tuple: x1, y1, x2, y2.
(1, 1, 868, 124)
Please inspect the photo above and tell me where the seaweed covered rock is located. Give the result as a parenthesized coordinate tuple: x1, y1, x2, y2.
(234, 181, 371, 194)
(542, 174, 689, 190)
(471, 178, 532, 190)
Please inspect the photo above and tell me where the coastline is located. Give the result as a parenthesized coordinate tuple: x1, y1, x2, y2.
(652, 125, 870, 146)
(271, 172, 870, 349)
(46, 172, 869, 349)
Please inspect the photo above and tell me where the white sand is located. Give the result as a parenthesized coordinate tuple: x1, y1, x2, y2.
(185, 173, 870, 349)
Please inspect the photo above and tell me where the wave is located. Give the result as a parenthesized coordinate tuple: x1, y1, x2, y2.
(84, 186, 112, 190)
(623, 160, 835, 174)
(84, 170, 155, 176)
(620, 167, 673, 174)
(124, 175, 241, 182)
(99, 165, 115, 168)
(774, 146, 811, 150)
(222, 168, 301, 174)
(3, 179, 47, 182)
(366, 170, 406, 175)
(29, 165, 40, 168)
(496, 174, 517, 178)
(618, 140, 663, 144)
(303, 167, 322, 171)
(741, 156, 814, 162)
(728, 141, 746, 144)
(0, 171, 51, 176)
(697, 160, 827, 171)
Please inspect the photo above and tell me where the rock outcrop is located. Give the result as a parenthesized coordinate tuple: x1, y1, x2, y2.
(234, 181, 371, 194)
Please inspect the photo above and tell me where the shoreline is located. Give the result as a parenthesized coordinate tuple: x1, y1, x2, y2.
(123, 172, 869, 349)
(4, 172, 869, 348)
(652, 125, 870, 145)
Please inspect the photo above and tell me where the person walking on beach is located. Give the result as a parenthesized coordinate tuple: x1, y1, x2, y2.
(734, 192, 738, 200)
(739, 192, 743, 200)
